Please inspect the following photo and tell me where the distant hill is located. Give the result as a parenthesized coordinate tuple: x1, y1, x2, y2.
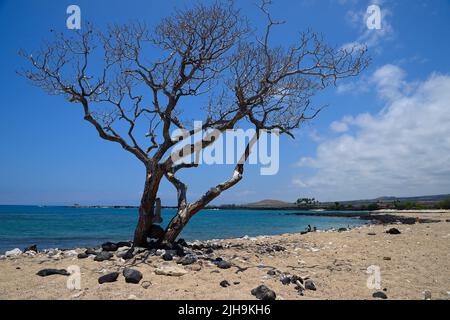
(245, 199, 294, 208)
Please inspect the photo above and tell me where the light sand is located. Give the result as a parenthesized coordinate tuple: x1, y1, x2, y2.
(0, 210, 449, 300)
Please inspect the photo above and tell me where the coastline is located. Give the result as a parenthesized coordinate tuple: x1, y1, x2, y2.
(0, 210, 449, 300)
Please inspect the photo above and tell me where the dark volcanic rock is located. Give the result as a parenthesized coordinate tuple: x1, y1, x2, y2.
(36, 269, 70, 277)
(149, 225, 165, 239)
(220, 280, 230, 288)
(280, 276, 291, 285)
(251, 285, 276, 300)
(386, 228, 401, 235)
(123, 268, 143, 284)
(205, 248, 214, 254)
(338, 228, 347, 232)
(272, 245, 286, 252)
(98, 272, 119, 284)
(304, 279, 317, 291)
(177, 255, 197, 265)
(77, 253, 89, 259)
(85, 248, 99, 255)
(101, 242, 118, 252)
(373, 291, 388, 299)
(24, 245, 38, 253)
(162, 252, 173, 261)
(177, 238, 188, 247)
(94, 251, 113, 262)
(116, 241, 132, 248)
(267, 270, 277, 276)
(217, 260, 232, 269)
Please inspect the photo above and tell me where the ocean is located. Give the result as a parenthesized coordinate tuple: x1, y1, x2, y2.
(0, 205, 368, 253)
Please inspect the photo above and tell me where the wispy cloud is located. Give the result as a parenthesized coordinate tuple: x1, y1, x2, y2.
(294, 65, 450, 201)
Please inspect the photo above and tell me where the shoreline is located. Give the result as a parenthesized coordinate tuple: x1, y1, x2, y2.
(0, 210, 449, 300)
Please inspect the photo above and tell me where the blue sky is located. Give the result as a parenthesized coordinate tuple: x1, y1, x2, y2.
(0, 0, 449, 205)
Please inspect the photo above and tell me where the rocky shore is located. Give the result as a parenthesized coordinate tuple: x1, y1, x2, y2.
(0, 210, 449, 300)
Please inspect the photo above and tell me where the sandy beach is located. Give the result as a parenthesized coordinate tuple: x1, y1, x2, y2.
(0, 210, 449, 300)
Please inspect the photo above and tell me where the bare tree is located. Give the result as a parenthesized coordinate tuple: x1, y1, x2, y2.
(20, 1, 369, 246)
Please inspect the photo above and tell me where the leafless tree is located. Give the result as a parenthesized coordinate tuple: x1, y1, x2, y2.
(20, 1, 369, 246)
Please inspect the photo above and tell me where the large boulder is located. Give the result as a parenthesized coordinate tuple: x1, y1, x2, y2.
(251, 285, 276, 300)
(123, 268, 143, 284)
(98, 272, 119, 284)
(101, 242, 118, 252)
(5, 248, 22, 257)
(36, 269, 70, 277)
(94, 251, 113, 262)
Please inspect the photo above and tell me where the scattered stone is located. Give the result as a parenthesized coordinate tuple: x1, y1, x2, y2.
(267, 270, 277, 276)
(177, 254, 197, 265)
(280, 276, 291, 285)
(77, 253, 89, 259)
(85, 248, 99, 255)
(220, 280, 230, 288)
(383, 257, 391, 261)
(101, 242, 118, 252)
(233, 281, 240, 285)
(368, 232, 377, 236)
(141, 281, 152, 289)
(5, 248, 22, 257)
(177, 238, 188, 247)
(24, 245, 38, 253)
(372, 291, 388, 299)
(386, 228, 401, 235)
(423, 290, 432, 300)
(116, 241, 132, 248)
(155, 264, 188, 277)
(156, 249, 166, 256)
(304, 279, 317, 291)
(37, 269, 70, 277)
(94, 251, 113, 262)
(338, 228, 347, 232)
(217, 260, 232, 269)
(123, 268, 143, 284)
(272, 245, 286, 252)
(251, 285, 276, 300)
(205, 248, 214, 254)
(98, 272, 119, 284)
(162, 252, 173, 261)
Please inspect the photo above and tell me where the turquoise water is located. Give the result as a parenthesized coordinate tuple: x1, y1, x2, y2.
(0, 206, 367, 253)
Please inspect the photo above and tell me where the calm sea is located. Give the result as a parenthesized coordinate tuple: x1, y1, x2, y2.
(0, 205, 367, 253)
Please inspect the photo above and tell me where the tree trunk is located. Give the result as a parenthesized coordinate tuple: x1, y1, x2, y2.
(162, 208, 190, 243)
(133, 170, 162, 247)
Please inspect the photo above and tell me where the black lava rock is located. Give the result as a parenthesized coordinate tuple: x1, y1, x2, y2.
(24, 245, 38, 253)
(123, 268, 143, 284)
(36, 269, 70, 277)
(77, 253, 89, 259)
(101, 242, 118, 252)
(116, 241, 132, 248)
(220, 280, 230, 288)
(251, 285, 276, 300)
(304, 279, 317, 291)
(94, 251, 113, 262)
(338, 228, 347, 232)
(217, 260, 232, 269)
(386, 228, 401, 235)
(373, 291, 388, 299)
(98, 272, 119, 284)
(205, 248, 214, 254)
(162, 252, 173, 261)
(177, 238, 188, 247)
(280, 276, 291, 285)
(121, 249, 134, 260)
(85, 248, 98, 255)
(272, 245, 285, 252)
(267, 270, 277, 276)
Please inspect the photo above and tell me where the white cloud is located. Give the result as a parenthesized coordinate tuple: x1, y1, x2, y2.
(295, 65, 450, 201)
(330, 121, 349, 133)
